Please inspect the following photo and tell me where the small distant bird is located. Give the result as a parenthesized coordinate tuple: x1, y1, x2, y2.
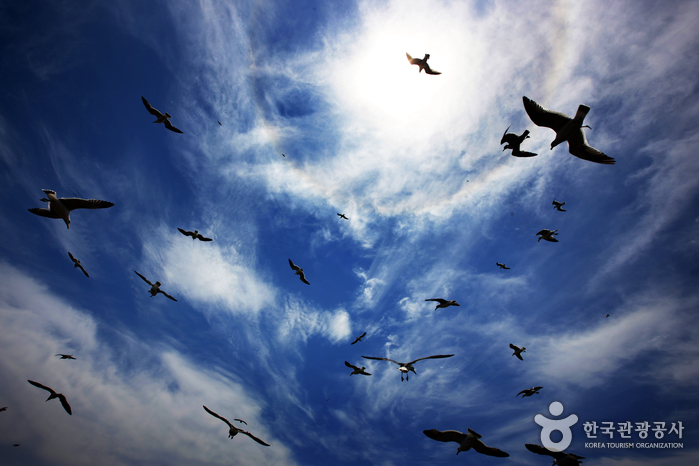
(537, 229, 559, 242)
(202, 406, 269, 446)
(13, 444, 20, 447)
(362, 354, 454, 382)
(510, 343, 526, 361)
(337, 213, 349, 220)
(423, 428, 509, 457)
(496, 263, 510, 269)
(29, 189, 114, 229)
(406, 53, 441, 75)
(177, 228, 213, 241)
(345, 361, 371, 376)
(606, 314, 610, 318)
(0, 407, 6, 412)
(522, 96, 614, 164)
(425, 298, 460, 310)
(27, 380, 72, 415)
(55, 354, 77, 360)
(351, 332, 366, 345)
(516, 386, 543, 397)
(134, 271, 178, 301)
(218, 121, 222, 126)
(552, 199, 566, 211)
(68, 252, 89, 277)
(500, 125, 537, 157)
(142, 96, 183, 133)
(282, 153, 286, 157)
(525, 444, 585, 466)
(288, 259, 310, 285)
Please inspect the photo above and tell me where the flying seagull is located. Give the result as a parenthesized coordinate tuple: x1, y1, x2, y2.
(501, 125, 537, 157)
(552, 199, 566, 211)
(289, 259, 310, 285)
(202, 406, 269, 446)
(141, 96, 183, 133)
(496, 262, 510, 269)
(406, 53, 441, 75)
(29, 189, 114, 229)
(218, 121, 222, 126)
(606, 314, 610, 318)
(522, 96, 614, 164)
(537, 229, 559, 242)
(362, 354, 454, 382)
(337, 213, 349, 220)
(27, 380, 72, 415)
(425, 298, 460, 310)
(55, 354, 77, 360)
(282, 153, 286, 157)
(516, 386, 543, 397)
(423, 428, 509, 457)
(177, 228, 213, 242)
(351, 332, 367, 345)
(525, 444, 585, 466)
(345, 361, 371, 376)
(68, 252, 89, 277)
(0, 407, 6, 412)
(134, 271, 177, 301)
(510, 343, 526, 361)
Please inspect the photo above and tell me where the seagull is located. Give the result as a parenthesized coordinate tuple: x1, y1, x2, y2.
(141, 96, 183, 133)
(496, 263, 510, 269)
(425, 299, 460, 310)
(522, 96, 614, 164)
(27, 380, 72, 415)
(68, 252, 89, 277)
(345, 361, 371, 376)
(501, 125, 537, 157)
(351, 332, 366, 345)
(510, 343, 526, 361)
(218, 121, 222, 126)
(516, 386, 543, 397)
(28, 189, 114, 229)
(134, 271, 177, 301)
(537, 229, 559, 242)
(177, 228, 213, 242)
(552, 199, 567, 212)
(423, 428, 509, 457)
(525, 444, 585, 466)
(55, 354, 77, 360)
(282, 153, 286, 157)
(406, 53, 441, 75)
(202, 406, 269, 446)
(362, 354, 454, 382)
(289, 259, 310, 285)
(337, 213, 349, 220)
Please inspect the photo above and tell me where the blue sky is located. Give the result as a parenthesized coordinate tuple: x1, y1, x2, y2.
(1, 0, 698, 464)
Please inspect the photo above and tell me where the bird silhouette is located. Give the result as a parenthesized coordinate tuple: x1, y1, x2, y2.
(362, 354, 454, 381)
(345, 361, 371, 376)
(134, 271, 178, 301)
(142, 96, 183, 133)
(203, 405, 269, 445)
(406, 53, 441, 75)
(27, 380, 72, 415)
(289, 259, 310, 285)
(501, 125, 537, 157)
(351, 332, 366, 345)
(29, 189, 114, 229)
(423, 428, 509, 457)
(425, 299, 460, 310)
(177, 228, 213, 241)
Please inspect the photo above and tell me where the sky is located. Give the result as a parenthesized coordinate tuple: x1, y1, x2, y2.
(0, 0, 698, 464)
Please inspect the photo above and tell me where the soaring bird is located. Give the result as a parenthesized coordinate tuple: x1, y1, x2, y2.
(537, 229, 559, 242)
(362, 354, 454, 382)
(134, 271, 178, 301)
(406, 53, 441, 75)
(423, 428, 509, 457)
(501, 125, 537, 157)
(606, 314, 610, 318)
(522, 96, 614, 164)
(351, 332, 366, 345)
(496, 263, 510, 269)
(202, 406, 269, 446)
(141, 96, 183, 133)
(289, 259, 310, 285)
(68, 252, 89, 277)
(525, 444, 585, 466)
(552, 199, 566, 212)
(337, 213, 349, 220)
(28, 189, 114, 229)
(345, 361, 371, 376)
(27, 380, 72, 415)
(510, 343, 526, 361)
(516, 386, 543, 397)
(425, 298, 460, 310)
(177, 228, 213, 241)
(13, 444, 20, 447)
(55, 354, 77, 360)
(0, 407, 6, 412)
(218, 121, 222, 126)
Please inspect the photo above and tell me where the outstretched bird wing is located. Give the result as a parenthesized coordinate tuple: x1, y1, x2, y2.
(516, 389, 528, 397)
(408, 354, 455, 365)
(78, 264, 89, 277)
(27, 380, 57, 396)
(241, 430, 270, 446)
(234, 419, 247, 425)
(288, 259, 300, 271)
(525, 443, 572, 459)
(59, 198, 114, 211)
(134, 271, 154, 286)
(500, 125, 512, 145)
(298, 270, 310, 285)
(57, 394, 72, 415)
(423, 429, 467, 443)
(535, 230, 551, 236)
(425, 299, 447, 305)
(158, 289, 178, 301)
(345, 361, 359, 370)
(362, 356, 402, 366)
(423, 63, 441, 75)
(523, 97, 570, 132)
(473, 438, 510, 457)
(567, 128, 615, 164)
(351, 332, 366, 344)
(196, 233, 213, 241)
(406, 53, 420, 65)
(164, 120, 184, 134)
(28, 208, 60, 218)
(68, 252, 77, 263)
(203, 405, 233, 428)
(178, 228, 193, 237)
(511, 149, 538, 157)
(142, 96, 163, 118)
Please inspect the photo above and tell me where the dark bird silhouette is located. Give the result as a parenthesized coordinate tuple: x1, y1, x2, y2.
(362, 354, 454, 382)
(13, 444, 20, 447)
(68, 252, 89, 277)
(606, 314, 610, 318)
(202, 406, 269, 446)
(177, 228, 213, 241)
(552, 199, 566, 211)
(345, 361, 371, 376)
(351, 332, 366, 345)
(337, 213, 349, 220)
(525, 444, 585, 465)
(134, 271, 178, 301)
(537, 229, 559, 242)
(141, 96, 183, 133)
(289, 259, 310, 285)
(516, 386, 543, 397)
(0, 407, 6, 412)
(496, 262, 510, 269)
(27, 380, 72, 415)
(423, 428, 509, 457)
(406, 53, 441, 75)
(29, 189, 114, 229)
(218, 121, 222, 126)
(510, 343, 526, 361)
(522, 96, 614, 164)
(425, 298, 460, 310)
(55, 354, 77, 360)
(501, 125, 537, 157)
(282, 153, 286, 157)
